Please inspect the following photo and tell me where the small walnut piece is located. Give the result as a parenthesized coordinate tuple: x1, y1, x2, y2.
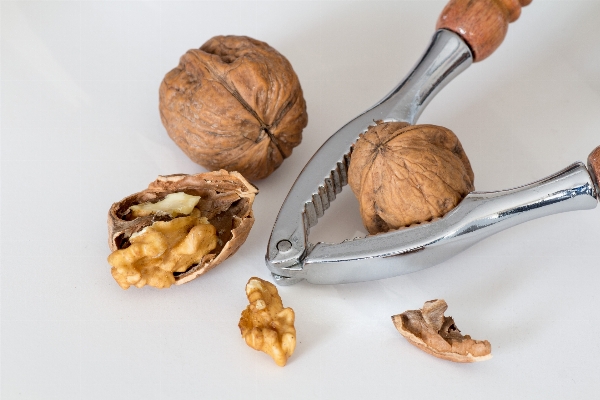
(159, 35, 308, 180)
(348, 122, 474, 234)
(238, 277, 296, 367)
(107, 170, 258, 289)
(392, 299, 492, 363)
(129, 192, 200, 218)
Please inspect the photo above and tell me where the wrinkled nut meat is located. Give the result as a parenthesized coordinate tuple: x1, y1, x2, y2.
(392, 299, 492, 363)
(107, 170, 258, 289)
(159, 35, 308, 181)
(239, 277, 296, 367)
(348, 122, 474, 234)
(108, 212, 217, 289)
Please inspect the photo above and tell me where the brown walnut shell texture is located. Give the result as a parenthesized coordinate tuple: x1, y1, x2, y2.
(107, 170, 258, 285)
(159, 35, 308, 181)
(348, 122, 474, 235)
(392, 299, 492, 363)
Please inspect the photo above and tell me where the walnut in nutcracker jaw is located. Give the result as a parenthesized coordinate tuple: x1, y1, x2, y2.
(107, 170, 257, 289)
(348, 122, 474, 234)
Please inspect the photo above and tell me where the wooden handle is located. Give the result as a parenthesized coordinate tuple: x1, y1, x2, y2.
(588, 146, 600, 197)
(436, 0, 532, 62)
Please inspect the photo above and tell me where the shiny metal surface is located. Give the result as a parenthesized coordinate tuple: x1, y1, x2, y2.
(265, 30, 598, 286)
(266, 30, 472, 284)
(274, 163, 597, 284)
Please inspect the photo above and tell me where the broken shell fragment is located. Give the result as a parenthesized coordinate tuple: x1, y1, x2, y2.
(107, 170, 258, 289)
(392, 299, 492, 363)
(238, 277, 296, 367)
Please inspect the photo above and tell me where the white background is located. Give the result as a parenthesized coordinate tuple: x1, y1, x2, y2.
(2, 1, 600, 399)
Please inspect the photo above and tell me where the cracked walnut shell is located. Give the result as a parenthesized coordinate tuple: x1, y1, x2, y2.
(107, 170, 257, 289)
(239, 277, 296, 367)
(159, 35, 308, 181)
(348, 122, 474, 235)
(392, 299, 492, 363)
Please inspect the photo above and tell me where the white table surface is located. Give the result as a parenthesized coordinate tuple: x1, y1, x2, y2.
(2, 1, 600, 399)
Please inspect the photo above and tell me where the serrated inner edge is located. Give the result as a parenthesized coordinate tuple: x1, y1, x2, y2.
(303, 152, 351, 232)
(300, 149, 443, 244)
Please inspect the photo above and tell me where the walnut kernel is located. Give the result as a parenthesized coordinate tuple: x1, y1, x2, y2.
(108, 212, 217, 289)
(239, 277, 296, 367)
(159, 35, 308, 180)
(392, 299, 492, 363)
(129, 192, 200, 218)
(348, 122, 474, 234)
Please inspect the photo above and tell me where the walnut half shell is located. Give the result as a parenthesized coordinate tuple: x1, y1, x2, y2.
(107, 170, 258, 287)
(392, 299, 492, 363)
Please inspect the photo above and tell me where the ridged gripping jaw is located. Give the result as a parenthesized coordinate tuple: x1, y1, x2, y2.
(266, 153, 351, 286)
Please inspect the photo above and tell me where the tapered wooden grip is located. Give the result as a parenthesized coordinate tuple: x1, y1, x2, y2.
(437, 0, 532, 62)
(588, 146, 600, 197)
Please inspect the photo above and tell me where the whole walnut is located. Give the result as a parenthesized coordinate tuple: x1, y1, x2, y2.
(159, 35, 308, 181)
(348, 122, 474, 234)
